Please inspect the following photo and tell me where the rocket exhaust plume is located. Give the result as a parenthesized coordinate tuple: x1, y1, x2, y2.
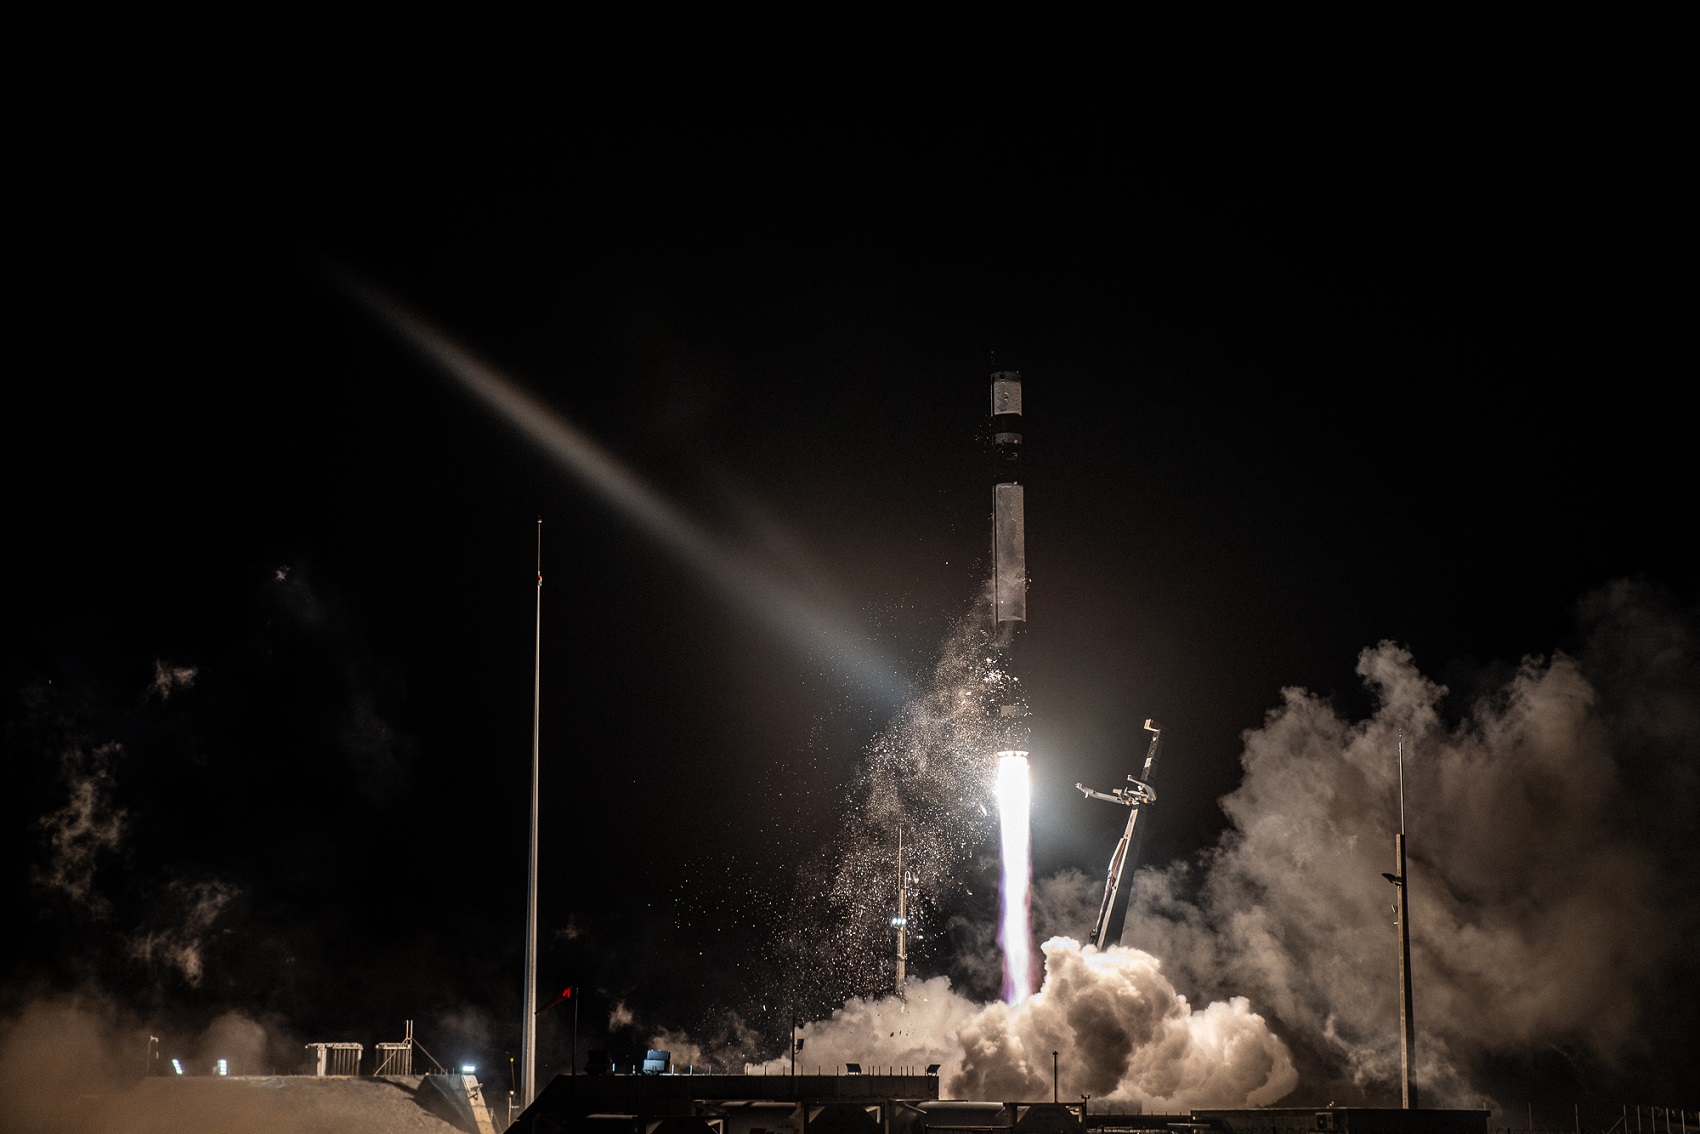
(996, 751, 1033, 1003)
(744, 939, 1298, 1106)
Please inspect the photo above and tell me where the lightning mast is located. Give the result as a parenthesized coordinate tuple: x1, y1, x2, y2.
(1381, 732, 1418, 1108)
(892, 829, 911, 994)
(521, 520, 541, 1108)
(1077, 719, 1163, 949)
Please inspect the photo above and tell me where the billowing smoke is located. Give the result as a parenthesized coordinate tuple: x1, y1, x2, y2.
(701, 581, 1697, 1106)
(0, 998, 299, 1133)
(35, 740, 127, 913)
(954, 939, 1296, 1108)
(1123, 580, 1700, 1105)
(744, 976, 978, 1079)
(147, 659, 198, 701)
(197, 1009, 274, 1074)
(651, 1013, 767, 1075)
(745, 939, 1296, 1108)
(129, 878, 239, 987)
(0, 996, 150, 1134)
(26, 666, 240, 992)
(736, 593, 1303, 1106)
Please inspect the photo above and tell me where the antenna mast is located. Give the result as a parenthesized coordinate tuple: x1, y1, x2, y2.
(893, 829, 910, 994)
(1382, 730, 1418, 1107)
(522, 520, 541, 1108)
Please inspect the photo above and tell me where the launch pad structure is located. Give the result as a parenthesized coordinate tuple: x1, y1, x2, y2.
(1077, 720, 1165, 950)
(508, 366, 1457, 1134)
(507, 1071, 1488, 1134)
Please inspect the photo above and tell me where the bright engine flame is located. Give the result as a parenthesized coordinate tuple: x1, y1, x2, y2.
(995, 751, 1033, 1003)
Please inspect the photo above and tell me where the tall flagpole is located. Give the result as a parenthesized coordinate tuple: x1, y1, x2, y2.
(522, 519, 541, 1108)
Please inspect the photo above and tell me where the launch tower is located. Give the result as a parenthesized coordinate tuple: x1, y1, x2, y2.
(1077, 719, 1164, 949)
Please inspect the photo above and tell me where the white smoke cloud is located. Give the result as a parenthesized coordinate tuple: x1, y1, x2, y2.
(745, 939, 1296, 1108)
(746, 975, 978, 1079)
(34, 741, 127, 912)
(130, 878, 239, 987)
(197, 1010, 271, 1075)
(1124, 581, 1700, 1105)
(148, 658, 198, 700)
(0, 998, 300, 1132)
(0, 995, 148, 1134)
(955, 939, 1295, 1108)
(652, 1013, 766, 1075)
(720, 582, 1696, 1105)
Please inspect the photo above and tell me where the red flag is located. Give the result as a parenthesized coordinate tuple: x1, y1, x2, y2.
(535, 986, 574, 1017)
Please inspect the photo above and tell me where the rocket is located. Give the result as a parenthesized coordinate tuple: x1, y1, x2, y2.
(989, 365, 1029, 751)
(990, 365, 1026, 646)
(989, 365, 1036, 1002)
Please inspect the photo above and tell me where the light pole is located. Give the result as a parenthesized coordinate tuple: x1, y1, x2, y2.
(522, 520, 542, 1108)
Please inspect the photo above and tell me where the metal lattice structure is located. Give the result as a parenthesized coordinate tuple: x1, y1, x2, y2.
(306, 1042, 363, 1077)
(373, 1020, 415, 1077)
(1078, 719, 1164, 949)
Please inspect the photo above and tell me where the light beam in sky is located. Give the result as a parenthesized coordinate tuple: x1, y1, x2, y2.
(337, 272, 909, 707)
(995, 750, 1033, 1003)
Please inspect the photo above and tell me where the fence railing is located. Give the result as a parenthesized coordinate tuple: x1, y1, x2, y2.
(1490, 1104, 1695, 1134)
(306, 1042, 363, 1077)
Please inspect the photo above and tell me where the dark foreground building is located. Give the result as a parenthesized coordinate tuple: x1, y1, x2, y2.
(1187, 1110, 1488, 1134)
(508, 1073, 1487, 1134)
(512, 1071, 938, 1133)
(32, 1072, 495, 1134)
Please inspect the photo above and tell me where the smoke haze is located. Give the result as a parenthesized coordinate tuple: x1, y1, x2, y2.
(35, 741, 127, 913)
(668, 582, 1697, 1108)
(742, 939, 1296, 1108)
(1123, 579, 1700, 1105)
(147, 661, 197, 702)
(129, 879, 240, 987)
(773, 605, 1018, 1010)
(697, 597, 1304, 1107)
(10, 553, 1696, 1113)
(0, 998, 304, 1133)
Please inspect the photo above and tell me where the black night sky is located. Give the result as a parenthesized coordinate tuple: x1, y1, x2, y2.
(7, 13, 1696, 1113)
